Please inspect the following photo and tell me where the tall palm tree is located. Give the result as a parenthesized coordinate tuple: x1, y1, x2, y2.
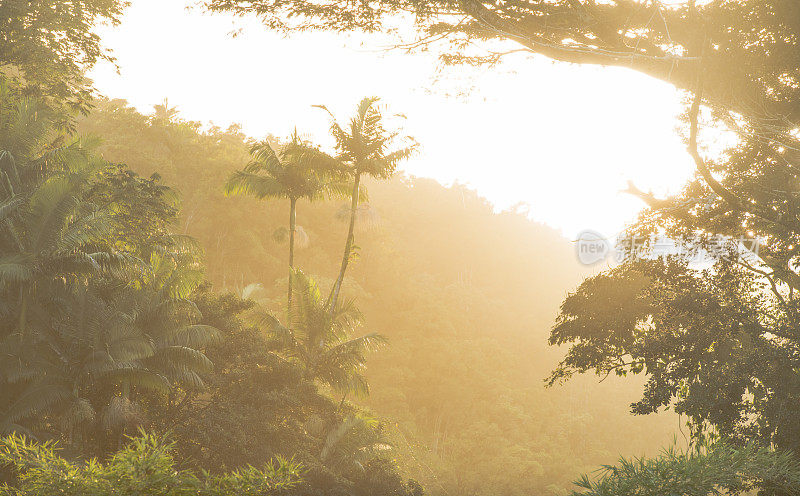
(224, 132, 342, 312)
(265, 269, 385, 398)
(316, 97, 416, 312)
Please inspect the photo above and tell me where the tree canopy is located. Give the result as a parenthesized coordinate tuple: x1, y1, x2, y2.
(203, 1, 798, 122)
(78, 98, 678, 496)
(5, 0, 799, 492)
(0, 0, 127, 115)
(202, 0, 800, 474)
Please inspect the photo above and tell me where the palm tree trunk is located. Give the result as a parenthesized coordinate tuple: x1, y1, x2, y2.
(288, 197, 297, 314)
(329, 173, 360, 312)
(18, 288, 28, 337)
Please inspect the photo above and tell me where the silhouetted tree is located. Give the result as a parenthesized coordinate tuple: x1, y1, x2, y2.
(224, 132, 342, 312)
(316, 98, 415, 311)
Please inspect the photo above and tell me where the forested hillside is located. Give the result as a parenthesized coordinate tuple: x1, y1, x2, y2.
(6, 0, 800, 494)
(79, 99, 676, 495)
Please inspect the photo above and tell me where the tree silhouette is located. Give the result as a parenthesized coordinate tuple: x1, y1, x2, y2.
(224, 132, 343, 313)
(316, 97, 415, 312)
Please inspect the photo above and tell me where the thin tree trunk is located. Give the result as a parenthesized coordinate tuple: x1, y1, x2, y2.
(118, 382, 130, 451)
(288, 197, 297, 316)
(18, 289, 28, 336)
(329, 173, 360, 312)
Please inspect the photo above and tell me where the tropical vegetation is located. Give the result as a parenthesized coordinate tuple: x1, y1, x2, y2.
(4, 0, 800, 495)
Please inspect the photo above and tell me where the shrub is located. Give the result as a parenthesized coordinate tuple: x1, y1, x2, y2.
(573, 443, 800, 496)
(0, 432, 301, 496)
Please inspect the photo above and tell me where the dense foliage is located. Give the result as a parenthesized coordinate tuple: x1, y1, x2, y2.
(199, 0, 800, 492)
(531, 2, 800, 461)
(572, 443, 800, 496)
(0, 80, 220, 459)
(0, 432, 302, 496)
(77, 98, 676, 496)
(145, 289, 423, 496)
(7, 0, 800, 493)
(0, 80, 426, 496)
(0, 0, 127, 116)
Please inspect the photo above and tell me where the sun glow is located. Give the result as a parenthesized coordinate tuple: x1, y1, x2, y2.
(90, 0, 696, 239)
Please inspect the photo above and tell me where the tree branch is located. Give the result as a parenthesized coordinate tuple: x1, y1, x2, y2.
(459, 0, 699, 84)
(622, 180, 673, 210)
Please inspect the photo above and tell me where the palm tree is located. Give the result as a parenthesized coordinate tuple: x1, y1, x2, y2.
(0, 87, 54, 191)
(0, 169, 216, 438)
(0, 84, 219, 446)
(224, 131, 342, 312)
(0, 284, 162, 440)
(318, 414, 392, 475)
(265, 269, 386, 398)
(0, 147, 123, 338)
(0, 84, 140, 437)
(0, 81, 128, 339)
(316, 97, 416, 312)
(152, 98, 179, 123)
(131, 248, 220, 392)
(0, 214, 219, 444)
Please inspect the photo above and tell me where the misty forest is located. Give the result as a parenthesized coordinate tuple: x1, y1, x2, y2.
(1, 0, 800, 495)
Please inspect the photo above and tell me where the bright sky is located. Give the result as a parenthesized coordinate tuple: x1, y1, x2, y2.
(90, 0, 697, 239)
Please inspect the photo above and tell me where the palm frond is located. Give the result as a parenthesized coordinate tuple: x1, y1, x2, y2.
(89, 252, 139, 279)
(2, 384, 74, 424)
(0, 195, 22, 222)
(151, 345, 213, 374)
(314, 104, 350, 153)
(263, 314, 298, 353)
(103, 368, 170, 393)
(56, 207, 116, 252)
(248, 140, 282, 169)
(224, 171, 287, 199)
(160, 324, 221, 348)
(0, 255, 32, 283)
(26, 176, 81, 253)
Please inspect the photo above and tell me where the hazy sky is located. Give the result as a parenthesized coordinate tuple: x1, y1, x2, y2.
(90, 0, 696, 238)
